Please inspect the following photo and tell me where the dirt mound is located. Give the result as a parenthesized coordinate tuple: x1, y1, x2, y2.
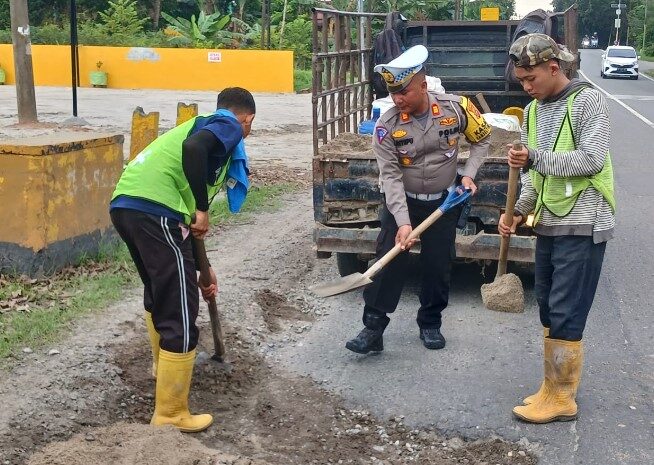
(26, 422, 220, 465)
(481, 273, 525, 313)
(318, 132, 373, 156)
(254, 288, 313, 332)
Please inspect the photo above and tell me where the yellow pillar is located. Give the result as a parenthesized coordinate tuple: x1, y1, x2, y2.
(130, 107, 160, 161)
(176, 102, 198, 126)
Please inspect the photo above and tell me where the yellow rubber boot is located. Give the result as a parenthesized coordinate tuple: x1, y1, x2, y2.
(513, 338, 583, 423)
(144, 311, 160, 379)
(151, 349, 213, 433)
(522, 327, 550, 405)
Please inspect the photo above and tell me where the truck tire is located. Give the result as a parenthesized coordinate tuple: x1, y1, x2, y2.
(336, 253, 368, 277)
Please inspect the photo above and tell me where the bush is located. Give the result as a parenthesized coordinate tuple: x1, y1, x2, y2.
(0, 23, 171, 47)
(294, 68, 312, 92)
(0, 29, 10, 44)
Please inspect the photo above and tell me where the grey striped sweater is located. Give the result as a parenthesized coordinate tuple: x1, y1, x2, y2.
(515, 80, 615, 243)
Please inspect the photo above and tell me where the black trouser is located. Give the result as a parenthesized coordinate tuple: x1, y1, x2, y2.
(535, 235, 606, 341)
(110, 208, 199, 353)
(362, 195, 460, 331)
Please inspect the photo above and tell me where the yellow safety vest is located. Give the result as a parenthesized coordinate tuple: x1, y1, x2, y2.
(528, 90, 616, 225)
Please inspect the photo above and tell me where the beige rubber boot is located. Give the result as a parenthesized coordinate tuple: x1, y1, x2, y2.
(513, 338, 583, 423)
(522, 327, 550, 405)
(144, 311, 160, 379)
(151, 349, 213, 433)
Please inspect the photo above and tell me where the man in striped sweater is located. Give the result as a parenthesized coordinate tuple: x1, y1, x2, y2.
(499, 34, 615, 424)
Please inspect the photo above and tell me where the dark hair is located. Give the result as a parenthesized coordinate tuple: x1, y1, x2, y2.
(216, 87, 256, 114)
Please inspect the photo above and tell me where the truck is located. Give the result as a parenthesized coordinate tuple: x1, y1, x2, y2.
(311, 7, 579, 276)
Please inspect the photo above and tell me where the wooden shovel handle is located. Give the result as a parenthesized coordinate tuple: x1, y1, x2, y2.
(363, 208, 445, 280)
(497, 141, 522, 277)
(193, 236, 226, 360)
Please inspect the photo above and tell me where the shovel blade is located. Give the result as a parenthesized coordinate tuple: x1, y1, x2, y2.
(310, 272, 373, 297)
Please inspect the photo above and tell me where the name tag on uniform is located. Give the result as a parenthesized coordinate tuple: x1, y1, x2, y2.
(394, 138, 413, 147)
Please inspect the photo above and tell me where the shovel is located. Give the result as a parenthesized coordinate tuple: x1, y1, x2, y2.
(496, 141, 522, 277)
(480, 140, 525, 313)
(192, 234, 226, 362)
(311, 187, 472, 298)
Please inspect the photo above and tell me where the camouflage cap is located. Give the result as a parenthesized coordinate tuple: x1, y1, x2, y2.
(509, 33, 575, 68)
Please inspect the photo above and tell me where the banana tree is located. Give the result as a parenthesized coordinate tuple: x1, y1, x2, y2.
(161, 9, 233, 47)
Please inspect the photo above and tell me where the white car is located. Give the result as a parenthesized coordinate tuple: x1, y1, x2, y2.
(601, 46, 640, 80)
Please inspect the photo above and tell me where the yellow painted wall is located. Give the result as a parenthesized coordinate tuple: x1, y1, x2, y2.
(0, 45, 294, 93)
(0, 133, 123, 251)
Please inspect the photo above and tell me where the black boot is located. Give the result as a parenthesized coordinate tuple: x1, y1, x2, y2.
(420, 328, 446, 350)
(346, 328, 384, 354)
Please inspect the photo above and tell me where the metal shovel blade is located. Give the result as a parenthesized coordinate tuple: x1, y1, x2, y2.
(309, 272, 373, 297)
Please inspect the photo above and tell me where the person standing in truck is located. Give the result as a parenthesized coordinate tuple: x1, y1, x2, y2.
(345, 45, 491, 354)
(500, 34, 615, 423)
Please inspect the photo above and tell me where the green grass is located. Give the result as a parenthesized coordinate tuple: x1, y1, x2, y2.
(209, 183, 298, 224)
(0, 183, 300, 362)
(294, 68, 312, 93)
(0, 244, 138, 361)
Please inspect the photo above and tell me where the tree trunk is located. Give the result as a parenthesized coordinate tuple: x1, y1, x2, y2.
(9, 0, 38, 123)
(150, 0, 161, 29)
(279, 0, 288, 48)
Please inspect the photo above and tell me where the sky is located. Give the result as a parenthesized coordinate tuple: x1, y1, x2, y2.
(514, 0, 554, 18)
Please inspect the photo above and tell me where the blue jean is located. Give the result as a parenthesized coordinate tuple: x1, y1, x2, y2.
(535, 235, 606, 341)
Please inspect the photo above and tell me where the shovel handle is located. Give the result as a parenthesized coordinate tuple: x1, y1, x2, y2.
(497, 141, 522, 277)
(363, 188, 471, 280)
(363, 209, 444, 280)
(192, 232, 226, 361)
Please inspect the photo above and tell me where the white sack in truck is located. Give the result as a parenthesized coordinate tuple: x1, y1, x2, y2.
(372, 75, 446, 117)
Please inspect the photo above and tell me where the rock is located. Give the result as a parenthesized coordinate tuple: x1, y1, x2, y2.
(372, 446, 385, 453)
(481, 273, 525, 313)
(446, 437, 465, 450)
(48, 349, 60, 356)
(22, 347, 33, 354)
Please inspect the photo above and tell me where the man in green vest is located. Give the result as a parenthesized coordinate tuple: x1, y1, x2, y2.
(109, 87, 256, 433)
(499, 34, 615, 424)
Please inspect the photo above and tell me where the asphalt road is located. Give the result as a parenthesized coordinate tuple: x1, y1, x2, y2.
(282, 49, 654, 464)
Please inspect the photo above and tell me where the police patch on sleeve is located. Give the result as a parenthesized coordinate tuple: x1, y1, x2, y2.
(460, 96, 491, 143)
(376, 127, 388, 143)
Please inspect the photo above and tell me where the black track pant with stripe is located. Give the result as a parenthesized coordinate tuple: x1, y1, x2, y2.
(110, 208, 199, 354)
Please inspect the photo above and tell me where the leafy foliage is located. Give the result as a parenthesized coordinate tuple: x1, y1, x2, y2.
(161, 9, 237, 47)
(98, 0, 150, 36)
(554, 0, 615, 47)
(626, 0, 654, 52)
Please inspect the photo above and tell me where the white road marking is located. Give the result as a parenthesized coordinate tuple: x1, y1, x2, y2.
(639, 71, 654, 82)
(580, 70, 654, 129)
(611, 95, 654, 101)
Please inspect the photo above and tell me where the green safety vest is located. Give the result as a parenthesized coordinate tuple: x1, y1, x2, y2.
(528, 90, 616, 225)
(111, 115, 230, 224)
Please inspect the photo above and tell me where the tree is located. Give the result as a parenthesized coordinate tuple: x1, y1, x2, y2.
(161, 8, 239, 47)
(99, 0, 149, 36)
(627, 0, 654, 52)
(553, 0, 614, 47)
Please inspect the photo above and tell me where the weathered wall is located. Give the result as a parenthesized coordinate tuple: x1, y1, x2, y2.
(0, 133, 124, 275)
(0, 45, 294, 93)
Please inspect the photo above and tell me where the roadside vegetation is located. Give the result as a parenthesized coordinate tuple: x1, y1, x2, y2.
(0, 182, 301, 362)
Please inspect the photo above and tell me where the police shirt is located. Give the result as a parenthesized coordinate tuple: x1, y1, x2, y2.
(373, 91, 491, 226)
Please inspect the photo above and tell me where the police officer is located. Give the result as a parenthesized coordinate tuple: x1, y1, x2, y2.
(346, 45, 491, 354)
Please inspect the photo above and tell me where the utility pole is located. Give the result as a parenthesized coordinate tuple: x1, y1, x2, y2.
(9, 0, 38, 124)
(611, 2, 627, 45)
